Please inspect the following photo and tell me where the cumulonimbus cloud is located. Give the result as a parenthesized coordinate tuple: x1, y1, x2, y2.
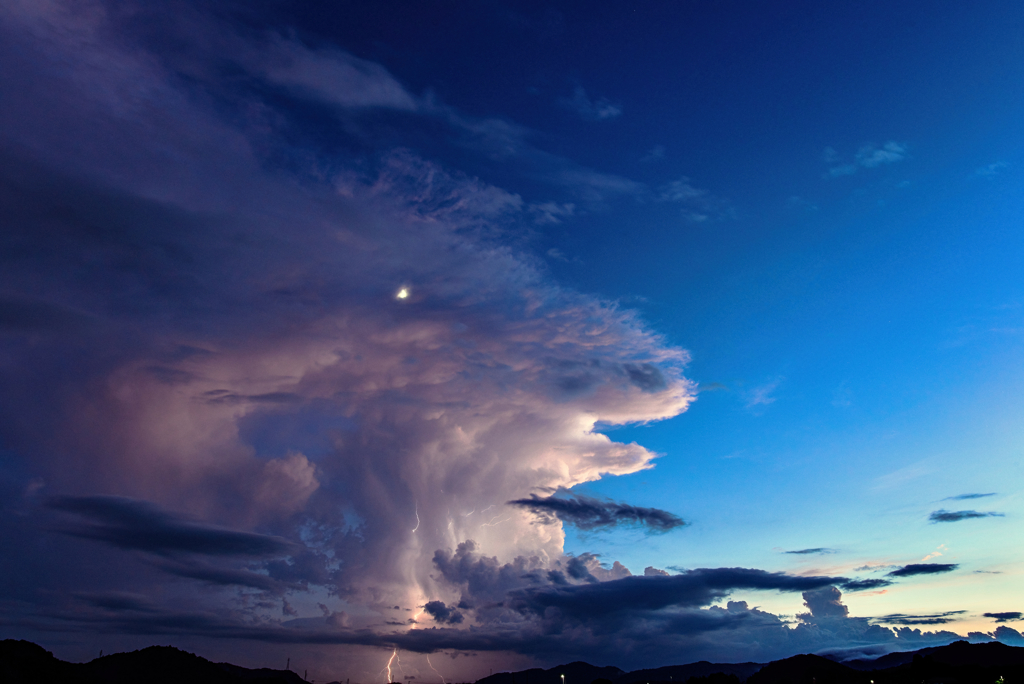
(0, 0, 697, 664)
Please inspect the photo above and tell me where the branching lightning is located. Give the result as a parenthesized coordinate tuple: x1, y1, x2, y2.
(481, 514, 512, 527)
(380, 648, 398, 684)
(395, 650, 407, 681)
(412, 502, 420, 533)
(427, 655, 447, 684)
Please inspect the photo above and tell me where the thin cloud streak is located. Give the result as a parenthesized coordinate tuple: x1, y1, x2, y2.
(929, 510, 1004, 523)
(943, 493, 997, 500)
(887, 564, 958, 578)
(784, 548, 837, 555)
(507, 493, 685, 533)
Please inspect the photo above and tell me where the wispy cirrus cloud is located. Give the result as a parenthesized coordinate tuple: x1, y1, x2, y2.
(784, 548, 837, 555)
(744, 378, 783, 409)
(975, 161, 1010, 177)
(659, 177, 736, 222)
(260, 38, 419, 111)
(824, 141, 908, 177)
(943, 492, 996, 501)
(562, 86, 623, 121)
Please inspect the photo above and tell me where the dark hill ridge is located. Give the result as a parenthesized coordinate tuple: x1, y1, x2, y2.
(473, 660, 762, 684)
(617, 661, 763, 683)
(5, 639, 1024, 684)
(475, 661, 626, 684)
(1, 639, 307, 684)
(478, 641, 1024, 684)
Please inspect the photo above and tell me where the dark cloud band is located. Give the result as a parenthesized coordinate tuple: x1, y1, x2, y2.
(506, 567, 853, 617)
(48, 496, 293, 557)
(984, 612, 1022, 623)
(929, 509, 1004, 523)
(886, 564, 958, 578)
(507, 493, 685, 532)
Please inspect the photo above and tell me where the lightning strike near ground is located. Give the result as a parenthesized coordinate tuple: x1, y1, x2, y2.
(426, 655, 447, 684)
(380, 648, 398, 684)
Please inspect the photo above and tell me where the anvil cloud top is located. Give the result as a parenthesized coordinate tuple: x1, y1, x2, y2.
(1, 1, 1023, 681)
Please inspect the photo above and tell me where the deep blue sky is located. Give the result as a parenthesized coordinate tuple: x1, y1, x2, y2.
(1, 0, 1022, 680)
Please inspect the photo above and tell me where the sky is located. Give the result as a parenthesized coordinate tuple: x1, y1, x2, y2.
(1, 0, 1023, 681)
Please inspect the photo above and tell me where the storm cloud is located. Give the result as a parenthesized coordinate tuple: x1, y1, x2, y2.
(423, 601, 464, 625)
(0, 0, 700, 669)
(507, 493, 686, 532)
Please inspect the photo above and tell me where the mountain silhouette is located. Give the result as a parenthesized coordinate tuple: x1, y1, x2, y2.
(1, 640, 307, 684)
(5, 639, 1024, 684)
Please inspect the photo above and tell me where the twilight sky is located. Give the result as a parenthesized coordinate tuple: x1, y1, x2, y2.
(2, 0, 1023, 681)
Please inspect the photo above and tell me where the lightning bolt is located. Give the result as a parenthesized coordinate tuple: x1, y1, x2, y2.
(380, 648, 398, 683)
(395, 650, 407, 681)
(481, 515, 512, 527)
(412, 502, 420, 533)
(427, 655, 447, 684)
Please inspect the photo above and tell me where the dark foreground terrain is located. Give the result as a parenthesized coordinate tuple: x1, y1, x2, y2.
(476, 641, 1024, 684)
(1, 640, 307, 684)
(4, 639, 1024, 684)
